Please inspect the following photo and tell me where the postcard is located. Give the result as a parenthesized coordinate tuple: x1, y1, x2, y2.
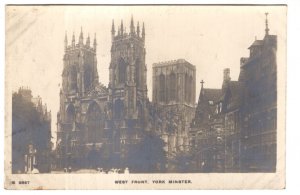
(5, 5, 286, 189)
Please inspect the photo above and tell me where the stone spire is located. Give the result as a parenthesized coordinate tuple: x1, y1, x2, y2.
(86, 33, 90, 47)
(72, 32, 75, 47)
(142, 22, 145, 40)
(121, 20, 124, 36)
(79, 27, 84, 45)
(93, 33, 97, 51)
(64, 31, 68, 50)
(111, 19, 115, 37)
(265, 12, 270, 36)
(130, 15, 135, 35)
(136, 22, 140, 37)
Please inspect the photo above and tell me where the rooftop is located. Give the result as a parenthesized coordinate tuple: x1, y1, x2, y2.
(153, 59, 195, 70)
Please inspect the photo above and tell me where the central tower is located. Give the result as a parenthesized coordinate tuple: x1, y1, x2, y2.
(109, 16, 147, 120)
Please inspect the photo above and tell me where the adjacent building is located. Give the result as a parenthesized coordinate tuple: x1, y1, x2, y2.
(191, 14, 277, 172)
(239, 14, 277, 172)
(12, 87, 52, 173)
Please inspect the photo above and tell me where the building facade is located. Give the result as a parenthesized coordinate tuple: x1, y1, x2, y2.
(239, 15, 277, 172)
(56, 17, 149, 170)
(190, 14, 277, 172)
(12, 87, 52, 173)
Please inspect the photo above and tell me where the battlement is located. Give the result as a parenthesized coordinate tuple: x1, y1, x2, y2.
(153, 59, 195, 70)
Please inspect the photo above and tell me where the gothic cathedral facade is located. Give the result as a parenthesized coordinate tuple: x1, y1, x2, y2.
(56, 17, 148, 169)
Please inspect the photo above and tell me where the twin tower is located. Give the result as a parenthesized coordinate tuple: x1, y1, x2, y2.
(58, 16, 148, 167)
(61, 16, 147, 118)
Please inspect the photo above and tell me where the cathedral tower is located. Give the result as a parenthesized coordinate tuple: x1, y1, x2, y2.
(108, 17, 147, 120)
(62, 29, 99, 97)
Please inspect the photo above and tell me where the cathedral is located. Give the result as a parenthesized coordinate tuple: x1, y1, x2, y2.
(56, 17, 150, 169)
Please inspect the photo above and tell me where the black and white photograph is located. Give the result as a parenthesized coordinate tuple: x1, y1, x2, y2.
(4, 5, 286, 189)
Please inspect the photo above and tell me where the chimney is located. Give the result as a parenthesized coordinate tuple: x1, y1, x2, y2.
(223, 68, 231, 82)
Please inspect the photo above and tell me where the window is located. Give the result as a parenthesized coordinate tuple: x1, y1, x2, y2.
(68, 66, 77, 92)
(86, 102, 102, 143)
(189, 75, 193, 103)
(118, 58, 126, 84)
(169, 72, 176, 101)
(135, 59, 140, 87)
(84, 67, 92, 91)
(159, 74, 165, 102)
(185, 73, 189, 102)
(114, 99, 124, 119)
(209, 100, 214, 105)
(65, 104, 75, 124)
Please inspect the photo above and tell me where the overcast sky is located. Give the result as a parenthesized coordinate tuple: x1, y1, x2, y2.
(6, 6, 286, 143)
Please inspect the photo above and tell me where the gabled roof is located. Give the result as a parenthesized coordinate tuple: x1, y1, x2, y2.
(224, 81, 244, 110)
(87, 82, 108, 97)
(248, 40, 264, 49)
(201, 88, 222, 103)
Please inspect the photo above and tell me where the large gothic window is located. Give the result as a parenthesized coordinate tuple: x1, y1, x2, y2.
(114, 99, 124, 119)
(185, 73, 189, 103)
(159, 74, 165, 103)
(189, 75, 193, 103)
(169, 72, 176, 101)
(84, 66, 93, 91)
(118, 58, 126, 84)
(135, 59, 141, 88)
(114, 131, 121, 153)
(65, 104, 75, 124)
(137, 100, 143, 119)
(68, 66, 77, 92)
(86, 102, 102, 143)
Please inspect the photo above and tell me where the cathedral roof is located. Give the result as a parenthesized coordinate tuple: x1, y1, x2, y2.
(153, 59, 196, 70)
(222, 81, 244, 110)
(201, 88, 222, 103)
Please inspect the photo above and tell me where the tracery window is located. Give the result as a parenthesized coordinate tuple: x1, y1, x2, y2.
(159, 74, 165, 102)
(86, 102, 102, 143)
(169, 72, 176, 101)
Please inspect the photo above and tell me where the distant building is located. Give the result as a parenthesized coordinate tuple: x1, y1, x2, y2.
(152, 59, 196, 157)
(12, 87, 51, 173)
(191, 13, 277, 172)
(190, 80, 222, 172)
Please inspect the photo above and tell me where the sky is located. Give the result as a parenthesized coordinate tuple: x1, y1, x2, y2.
(6, 5, 286, 144)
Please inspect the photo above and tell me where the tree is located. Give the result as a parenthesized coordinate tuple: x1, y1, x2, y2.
(170, 149, 195, 173)
(12, 91, 51, 173)
(127, 131, 167, 173)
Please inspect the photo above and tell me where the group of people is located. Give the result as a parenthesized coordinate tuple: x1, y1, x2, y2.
(63, 167, 130, 174)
